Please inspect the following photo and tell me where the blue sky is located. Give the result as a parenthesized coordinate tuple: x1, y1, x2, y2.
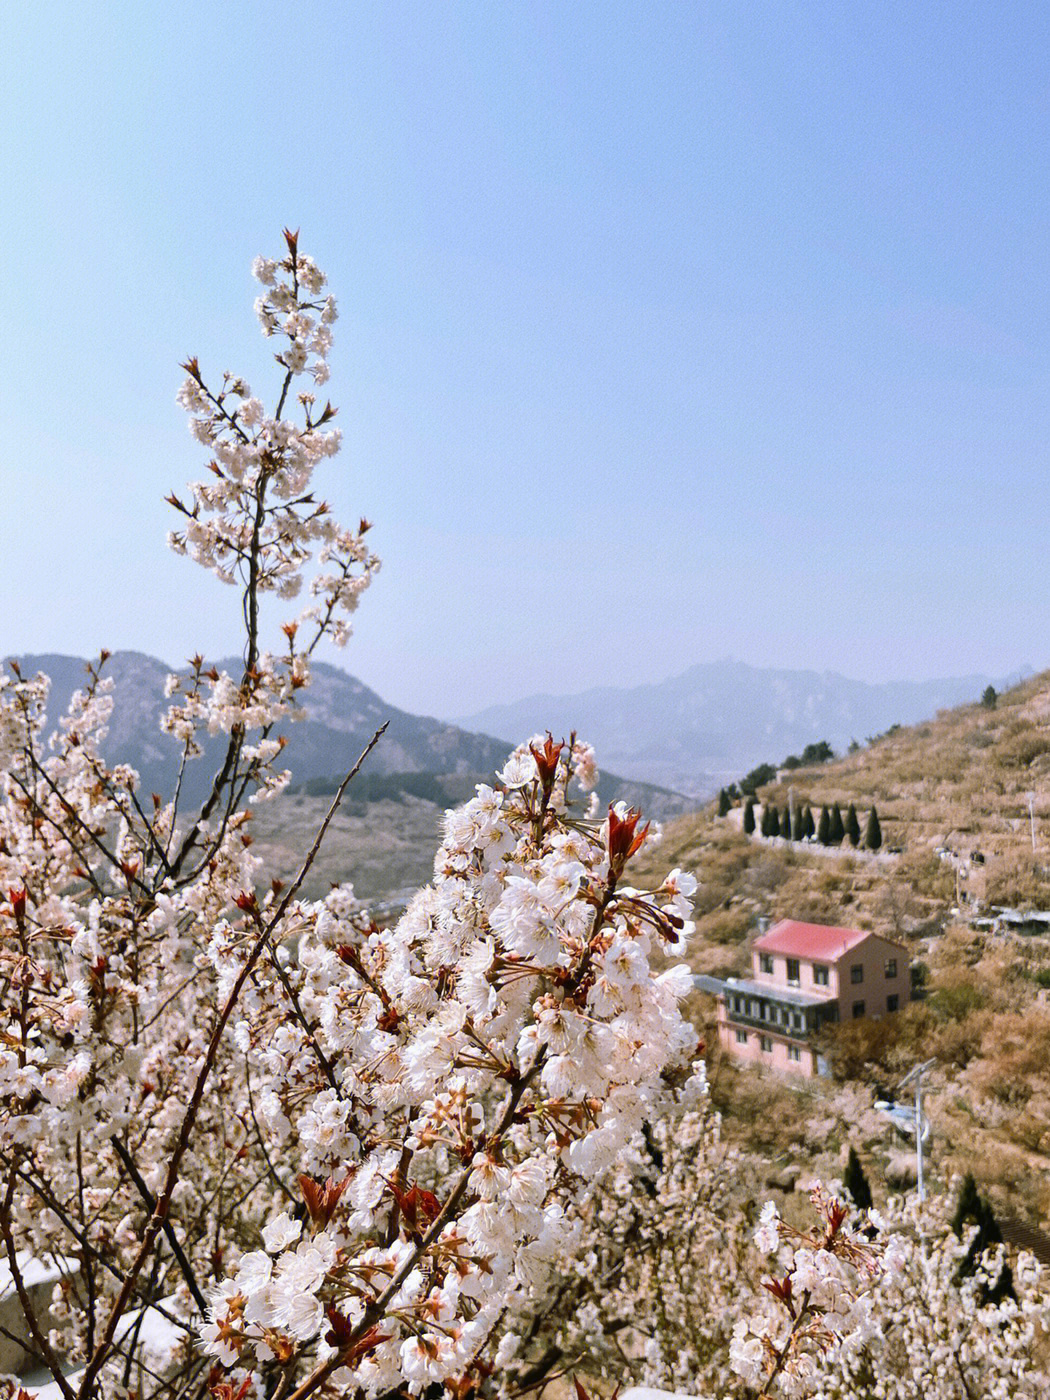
(3, 2, 1048, 716)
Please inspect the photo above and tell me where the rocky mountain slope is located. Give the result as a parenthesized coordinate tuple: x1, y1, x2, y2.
(457, 660, 1011, 797)
(9, 652, 689, 818)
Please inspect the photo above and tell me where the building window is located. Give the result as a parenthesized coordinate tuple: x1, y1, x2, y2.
(885, 958, 897, 978)
(887, 994, 899, 1012)
(787, 1045, 801, 1062)
(786, 958, 800, 986)
(735, 1029, 748, 1044)
(813, 963, 829, 986)
(760, 1035, 772, 1052)
(851, 964, 864, 984)
(852, 1000, 865, 1019)
(760, 953, 774, 974)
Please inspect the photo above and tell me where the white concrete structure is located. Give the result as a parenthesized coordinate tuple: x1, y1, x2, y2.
(0, 1254, 76, 1377)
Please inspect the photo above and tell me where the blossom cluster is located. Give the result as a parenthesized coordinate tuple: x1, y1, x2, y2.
(199, 739, 702, 1393)
(171, 231, 376, 649)
(506, 1083, 1050, 1400)
(730, 1190, 884, 1396)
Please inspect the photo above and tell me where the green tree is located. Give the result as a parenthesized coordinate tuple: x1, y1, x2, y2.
(843, 1145, 872, 1210)
(817, 805, 831, 845)
(865, 805, 882, 851)
(800, 739, 834, 765)
(743, 798, 756, 835)
(779, 807, 792, 839)
(764, 804, 780, 838)
(845, 802, 861, 847)
(952, 1173, 1014, 1302)
(741, 762, 777, 796)
(830, 802, 845, 845)
(981, 684, 998, 710)
(791, 805, 805, 842)
(717, 787, 731, 817)
(803, 805, 815, 839)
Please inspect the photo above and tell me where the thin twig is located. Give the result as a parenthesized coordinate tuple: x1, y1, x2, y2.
(110, 1137, 208, 1315)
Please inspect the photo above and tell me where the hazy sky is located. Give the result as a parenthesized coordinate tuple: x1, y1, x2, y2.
(3, 2, 1048, 717)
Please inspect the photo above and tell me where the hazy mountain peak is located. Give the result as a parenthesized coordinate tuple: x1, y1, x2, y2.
(456, 660, 1012, 797)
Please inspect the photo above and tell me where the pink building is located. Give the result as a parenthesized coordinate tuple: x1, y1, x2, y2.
(698, 919, 910, 1077)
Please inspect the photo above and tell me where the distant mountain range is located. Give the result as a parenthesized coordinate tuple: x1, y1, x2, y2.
(8, 653, 690, 817)
(456, 660, 1022, 797)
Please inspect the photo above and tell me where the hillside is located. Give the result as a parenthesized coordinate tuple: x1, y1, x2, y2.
(754, 668, 1050, 911)
(249, 763, 694, 908)
(631, 669, 1050, 1226)
(639, 667, 1050, 935)
(8, 652, 689, 821)
(457, 659, 1007, 797)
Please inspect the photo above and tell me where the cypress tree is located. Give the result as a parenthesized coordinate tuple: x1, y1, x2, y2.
(846, 802, 861, 847)
(718, 787, 731, 817)
(952, 1173, 984, 1239)
(764, 804, 779, 838)
(803, 805, 815, 839)
(791, 805, 804, 842)
(817, 805, 831, 845)
(779, 807, 792, 839)
(743, 798, 756, 835)
(843, 1145, 872, 1210)
(830, 802, 845, 845)
(865, 805, 882, 851)
(952, 1173, 1014, 1302)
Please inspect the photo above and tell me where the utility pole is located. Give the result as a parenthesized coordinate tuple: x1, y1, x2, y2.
(898, 1058, 936, 1201)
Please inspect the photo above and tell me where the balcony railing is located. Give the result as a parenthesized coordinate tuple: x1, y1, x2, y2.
(696, 974, 839, 1040)
(725, 1006, 818, 1038)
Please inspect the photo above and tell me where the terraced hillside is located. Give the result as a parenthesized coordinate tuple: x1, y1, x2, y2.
(632, 669, 1050, 1227)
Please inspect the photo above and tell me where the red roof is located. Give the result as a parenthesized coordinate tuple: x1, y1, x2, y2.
(753, 919, 870, 961)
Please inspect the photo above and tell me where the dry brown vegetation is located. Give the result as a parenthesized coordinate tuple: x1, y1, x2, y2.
(248, 791, 444, 906)
(634, 669, 1050, 1227)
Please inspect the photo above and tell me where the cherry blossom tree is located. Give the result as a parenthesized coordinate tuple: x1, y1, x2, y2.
(0, 233, 703, 1400)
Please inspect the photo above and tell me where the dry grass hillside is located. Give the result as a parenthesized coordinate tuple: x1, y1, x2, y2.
(758, 669, 1050, 910)
(246, 679, 1050, 1226)
(633, 669, 1050, 1227)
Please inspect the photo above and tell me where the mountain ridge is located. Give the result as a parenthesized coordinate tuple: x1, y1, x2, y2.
(6, 651, 689, 817)
(455, 659, 1021, 796)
